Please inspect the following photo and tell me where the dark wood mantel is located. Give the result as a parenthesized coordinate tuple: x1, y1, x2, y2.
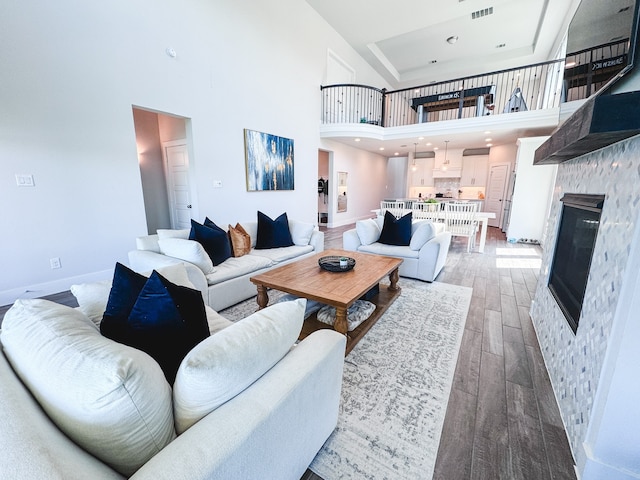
(534, 90, 640, 165)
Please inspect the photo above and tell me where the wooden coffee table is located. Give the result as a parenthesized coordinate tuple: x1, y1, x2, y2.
(250, 249, 403, 354)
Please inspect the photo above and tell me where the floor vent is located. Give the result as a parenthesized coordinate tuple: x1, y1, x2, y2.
(471, 7, 494, 19)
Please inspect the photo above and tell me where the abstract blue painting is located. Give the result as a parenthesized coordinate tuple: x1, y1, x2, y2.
(244, 129, 294, 191)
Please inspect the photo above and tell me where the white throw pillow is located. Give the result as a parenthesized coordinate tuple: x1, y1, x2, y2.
(289, 219, 315, 246)
(70, 279, 111, 326)
(410, 221, 437, 251)
(71, 263, 196, 326)
(0, 299, 176, 476)
(356, 218, 381, 245)
(173, 299, 306, 434)
(158, 238, 216, 275)
(157, 228, 190, 240)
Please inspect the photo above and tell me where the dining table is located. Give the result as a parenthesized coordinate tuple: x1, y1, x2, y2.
(372, 208, 497, 253)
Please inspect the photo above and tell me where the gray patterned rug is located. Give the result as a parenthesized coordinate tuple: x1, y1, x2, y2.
(221, 280, 472, 480)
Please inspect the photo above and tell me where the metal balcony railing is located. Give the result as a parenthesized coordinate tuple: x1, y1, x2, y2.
(320, 40, 629, 128)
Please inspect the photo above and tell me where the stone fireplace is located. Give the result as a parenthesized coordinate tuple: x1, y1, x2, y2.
(531, 135, 640, 478)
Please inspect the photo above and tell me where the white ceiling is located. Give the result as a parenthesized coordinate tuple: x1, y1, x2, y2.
(307, 0, 578, 89)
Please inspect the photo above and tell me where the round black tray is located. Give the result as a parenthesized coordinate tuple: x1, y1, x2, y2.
(318, 255, 356, 272)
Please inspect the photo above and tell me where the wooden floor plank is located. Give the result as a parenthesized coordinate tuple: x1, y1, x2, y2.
(453, 328, 482, 396)
(499, 274, 515, 296)
(433, 387, 476, 480)
(482, 310, 504, 356)
(471, 351, 510, 480)
(501, 293, 520, 328)
(506, 381, 551, 480)
(513, 282, 533, 307)
(504, 339, 533, 388)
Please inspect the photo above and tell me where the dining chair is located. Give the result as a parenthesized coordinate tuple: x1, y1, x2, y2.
(412, 202, 440, 222)
(380, 201, 405, 219)
(444, 202, 479, 252)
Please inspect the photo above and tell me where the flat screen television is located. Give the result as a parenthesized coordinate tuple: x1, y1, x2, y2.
(534, 0, 640, 164)
(563, 0, 639, 100)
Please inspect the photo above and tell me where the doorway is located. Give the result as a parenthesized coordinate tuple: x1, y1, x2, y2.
(132, 107, 196, 233)
(318, 150, 329, 226)
(485, 163, 511, 228)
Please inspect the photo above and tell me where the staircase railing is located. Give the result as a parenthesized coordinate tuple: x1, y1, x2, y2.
(320, 39, 630, 128)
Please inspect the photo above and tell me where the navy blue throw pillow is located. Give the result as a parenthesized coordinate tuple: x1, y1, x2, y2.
(378, 211, 412, 246)
(255, 211, 294, 249)
(102, 269, 210, 384)
(189, 219, 232, 265)
(101, 263, 148, 339)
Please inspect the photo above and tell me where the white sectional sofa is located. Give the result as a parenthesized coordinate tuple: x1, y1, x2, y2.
(128, 219, 324, 311)
(0, 263, 345, 480)
(343, 218, 451, 282)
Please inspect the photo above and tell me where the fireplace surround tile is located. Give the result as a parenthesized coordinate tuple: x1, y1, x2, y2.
(530, 135, 640, 464)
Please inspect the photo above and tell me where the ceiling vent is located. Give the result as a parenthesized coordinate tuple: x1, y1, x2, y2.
(471, 7, 494, 19)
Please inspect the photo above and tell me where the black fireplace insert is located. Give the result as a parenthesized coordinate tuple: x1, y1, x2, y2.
(548, 193, 605, 333)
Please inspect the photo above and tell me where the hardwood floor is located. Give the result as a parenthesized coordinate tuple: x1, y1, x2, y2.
(1, 224, 576, 480)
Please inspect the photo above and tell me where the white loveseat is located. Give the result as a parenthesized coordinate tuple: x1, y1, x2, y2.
(128, 219, 324, 311)
(343, 218, 451, 282)
(0, 263, 346, 480)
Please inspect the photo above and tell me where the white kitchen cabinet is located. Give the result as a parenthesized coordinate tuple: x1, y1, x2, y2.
(460, 155, 488, 187)
(433, 148, 463, 178)
(409, 157, 435, 187)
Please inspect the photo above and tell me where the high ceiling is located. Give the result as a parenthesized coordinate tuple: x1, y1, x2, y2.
(307, 0, 578, 89)
(308, 0, 638, 156)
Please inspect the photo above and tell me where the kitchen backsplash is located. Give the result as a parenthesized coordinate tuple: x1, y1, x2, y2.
(409, 179, 485, 200)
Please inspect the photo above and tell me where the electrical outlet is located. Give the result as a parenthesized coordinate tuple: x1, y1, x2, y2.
(50, 257, 61, 269)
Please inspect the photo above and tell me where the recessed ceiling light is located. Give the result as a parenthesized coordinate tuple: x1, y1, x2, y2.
(379, 147, 385, 151)
(433, 147, 439, 150)
(355, 138, 361, 142)
(426, 142, 432, 146)
(418, 136, 424, 140)
(394, 152, 399, 156)
(446, 35, 459, 44)
(484, 131, 491, 134)
(485, 138, 492, 142)
(486, 143, 493, 147)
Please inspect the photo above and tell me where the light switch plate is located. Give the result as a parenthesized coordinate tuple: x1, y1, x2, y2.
(15, 174, 35, 187)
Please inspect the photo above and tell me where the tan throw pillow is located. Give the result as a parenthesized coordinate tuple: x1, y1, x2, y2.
(228, 223, 251, 257)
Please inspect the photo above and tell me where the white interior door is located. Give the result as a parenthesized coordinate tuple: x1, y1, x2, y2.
(164, 143, 193, 229)
(485, 163, 510, 228)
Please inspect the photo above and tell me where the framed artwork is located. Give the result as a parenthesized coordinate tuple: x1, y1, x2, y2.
(244, 129, 294, 191)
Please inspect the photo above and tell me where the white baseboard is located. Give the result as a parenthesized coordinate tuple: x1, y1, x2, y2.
(0, 269, 113, 307)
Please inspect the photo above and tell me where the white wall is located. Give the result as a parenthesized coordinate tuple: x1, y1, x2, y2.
(0, 0, 388, 304)
(508, 137, 556, 243)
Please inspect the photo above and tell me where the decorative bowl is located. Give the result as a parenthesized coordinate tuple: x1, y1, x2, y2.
(318, 255, 356, 272)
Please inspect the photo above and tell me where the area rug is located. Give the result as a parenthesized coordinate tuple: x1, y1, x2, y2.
(220, 280, 472, 480)
(309, 280, 471, 480)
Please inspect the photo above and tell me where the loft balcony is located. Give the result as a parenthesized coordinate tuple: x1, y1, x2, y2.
(320, 40, 629, 151)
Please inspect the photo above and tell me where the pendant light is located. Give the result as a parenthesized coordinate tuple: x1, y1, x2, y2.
(412, 143, 418, 171)
(441, 140, 450, 171)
